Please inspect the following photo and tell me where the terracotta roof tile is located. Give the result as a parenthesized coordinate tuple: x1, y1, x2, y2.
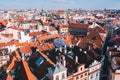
(70, 20, 77, 24)
(37, 46, 55, 65)
(0, 43, 5, 49)
(15, 50, 21, 60)
(38, 34, 59, 43)
(29, 42, 38, 47)
(1, 33, 13, 38)
(21, 46, 32, 54)
(62, 34, 73, 45)
(6, 56, 17, 71)
(49, 27, 57, 31)
(29, 53, 52, 79)
(57, 10, 65, 13)
(8, 26, 24, 32)
(29, 32, 40, 37)
(22, 60, 36, 80)
(20, 42, 29, 47)
(0, 20, 7, 26)
(5, 41, 14, 46)
(43, 22, 50, 26)
(6, 74, 13, 80)
(13, 40, 19, 47)
(15, 17, 24, 22)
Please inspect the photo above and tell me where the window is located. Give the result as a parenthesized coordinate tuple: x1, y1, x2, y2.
(91, 75, 93, 78)
(80, 74, 83, 78)
(62, 73, 65, 79)
(56, 75, 59, 80)
(80, 67, 83, 71)
(85, 73, 87, 76)
(96, 72, 98, 76)
(76, 76, 79, 80)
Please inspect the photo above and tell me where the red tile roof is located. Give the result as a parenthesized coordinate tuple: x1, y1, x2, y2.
(62, 33, 73, 45)
(57, 10, 65, 13)
(15, 50, 21, 60)
(20, 42, 29, 47)
(38, 34, 60, 43)
(49, 27, 57, 31)
(37, 46, 55, 65)
(8, 26, 24, 32)
(6, 74, 13, 80)
(15, 17, 24, 22)
(0, 20, 7, 26)
(43, 22, 50, 26)
(21, 46, 32, 54)
(29, 32, 40, 37)
(22, 60, 36, 80)
(69, 23, 89, 29)
(0, 43, 5, 49)
(6, 56, 17, 71)
(1, 33, 13, 38)
(29, 42, 38, 47)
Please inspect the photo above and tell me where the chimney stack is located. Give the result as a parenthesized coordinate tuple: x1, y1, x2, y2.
(84, 51, 87, 54)
(64, 49, 67, 54)
(59, 47, 62, 52)
(88, 45, 91, 50)
(79, 48, 82, 52)
(62, 56, 66, 66)
(75, 56, 78, 63)
(64, 45, 67, 49)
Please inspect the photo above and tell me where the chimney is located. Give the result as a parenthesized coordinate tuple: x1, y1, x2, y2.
(64, 45, 67, 49)
(47, 27, 49, 32)
(114, 45, 117, 48)
(107, 47, 109, 50)
(59, 47, 62, 52)
(88, 45, 91, 50)
(79, 48, 82, 52)
(62, 56, 66, 66)
(47, 52, 49, 56)
(75, 56, 78, 63)
(64, 49, 67, 54)
(55, 48, 58, 52)
(84, 51, 87, 54)
(70, 44, 72, 48)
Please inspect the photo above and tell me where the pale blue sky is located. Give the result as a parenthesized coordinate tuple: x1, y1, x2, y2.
(0, 0, 120, 10)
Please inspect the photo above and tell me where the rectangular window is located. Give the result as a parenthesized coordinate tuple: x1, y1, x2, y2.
(76, 76, 79, 80)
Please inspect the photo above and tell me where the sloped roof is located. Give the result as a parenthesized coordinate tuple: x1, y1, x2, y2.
(6, 56, 17, 71)
(22, 60, 36, 80)
(6, 74, 13, 80)
(69, 23, 89, 29)
(21, 46, 32, 54)
(49, 62, 67, 74)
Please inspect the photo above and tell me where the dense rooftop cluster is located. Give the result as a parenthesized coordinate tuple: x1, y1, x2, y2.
(0, 9, 120, 80)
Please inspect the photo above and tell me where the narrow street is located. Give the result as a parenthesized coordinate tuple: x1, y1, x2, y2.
(101, 26, 112, 80)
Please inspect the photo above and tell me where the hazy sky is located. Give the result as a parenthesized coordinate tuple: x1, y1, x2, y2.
(0, 0, 120, 10)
